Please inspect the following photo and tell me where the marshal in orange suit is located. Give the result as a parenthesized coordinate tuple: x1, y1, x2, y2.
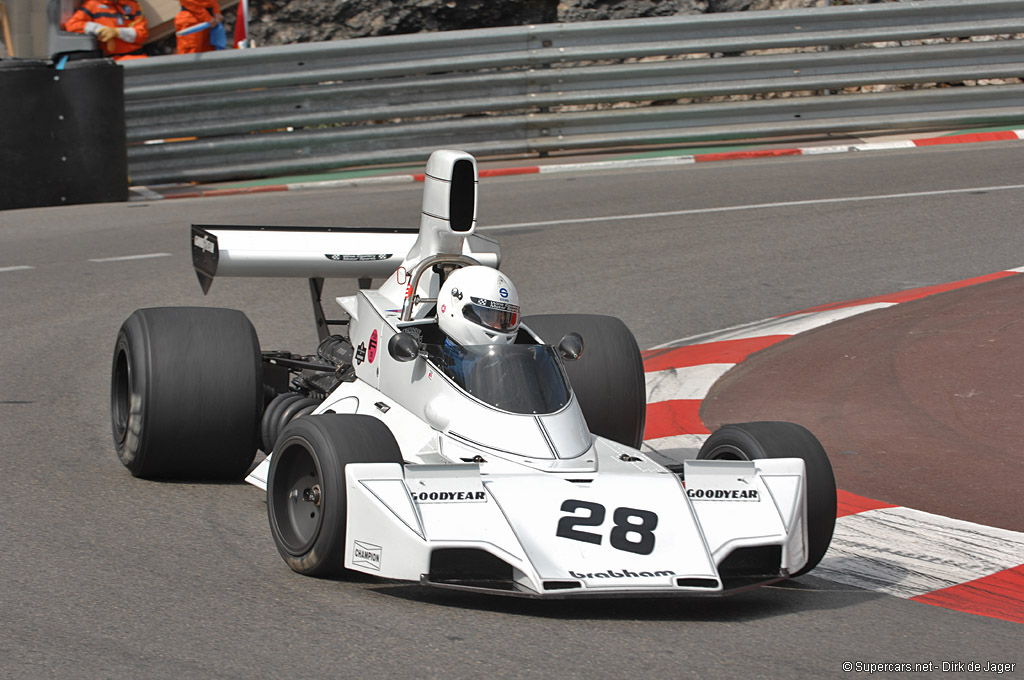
(64, 0, 149, 61)
(175, 0, 223, 54)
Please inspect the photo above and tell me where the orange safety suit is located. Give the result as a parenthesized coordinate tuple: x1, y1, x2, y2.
(64, 0, 149, 61)
(175, 0, 223, 54)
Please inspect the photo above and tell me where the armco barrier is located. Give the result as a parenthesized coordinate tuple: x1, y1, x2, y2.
(122, 0, 1024, 185)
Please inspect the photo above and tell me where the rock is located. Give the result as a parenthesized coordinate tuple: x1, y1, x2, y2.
(243, 0, 892, 46)
(248, 0, 558, 44)
(147, 0, 893, 52)
(555, 1, 707, 23)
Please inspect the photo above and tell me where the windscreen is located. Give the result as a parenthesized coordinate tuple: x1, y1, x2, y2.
(428, 343, 572, 415)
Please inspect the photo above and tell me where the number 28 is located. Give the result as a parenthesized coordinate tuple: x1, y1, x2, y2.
(555, 499, 658, 555)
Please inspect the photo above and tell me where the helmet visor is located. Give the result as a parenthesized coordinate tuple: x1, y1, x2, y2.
(465, 296, 520, 332)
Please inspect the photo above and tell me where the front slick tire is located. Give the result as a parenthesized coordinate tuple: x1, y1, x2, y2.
(110, 307, 262, 480)
(267, 414, 402, 577)
(697, 421, 837, 576)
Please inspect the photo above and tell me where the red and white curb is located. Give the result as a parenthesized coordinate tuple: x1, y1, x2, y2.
(639, 267, 1024, 624)
(131, 129, 1024, 201)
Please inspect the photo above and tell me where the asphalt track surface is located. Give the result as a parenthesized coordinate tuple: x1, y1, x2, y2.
(2, 142, 1022, 678)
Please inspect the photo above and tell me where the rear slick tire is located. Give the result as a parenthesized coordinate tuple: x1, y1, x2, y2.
(697, 421, 836, 576)
(110, 306, 262, 480)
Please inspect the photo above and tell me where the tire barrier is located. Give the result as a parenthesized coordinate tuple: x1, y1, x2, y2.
(0, 58, 127, 209)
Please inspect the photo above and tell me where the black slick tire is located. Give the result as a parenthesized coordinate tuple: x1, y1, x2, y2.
(110, 306, 262, 480)
(523, 314, 645, 448)
(267, 414, 402, 577)
(697, 421, 837, 576)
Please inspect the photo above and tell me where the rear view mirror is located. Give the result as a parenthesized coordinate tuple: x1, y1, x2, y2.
(557, 332, 584, 361)
(388, 332, 421, 362)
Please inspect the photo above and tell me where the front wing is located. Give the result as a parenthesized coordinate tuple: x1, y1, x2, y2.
(343, 450, 809, 597)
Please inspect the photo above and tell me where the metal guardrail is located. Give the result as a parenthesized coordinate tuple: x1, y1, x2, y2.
(122, 0, 1024, 185)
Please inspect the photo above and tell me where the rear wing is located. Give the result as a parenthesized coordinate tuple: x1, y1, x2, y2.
(190, 224, 500, 294)
(191, 149, 499, 295)
(192, 225, 412, 294)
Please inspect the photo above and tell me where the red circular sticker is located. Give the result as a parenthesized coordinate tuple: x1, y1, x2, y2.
(368, 329, 378, 363)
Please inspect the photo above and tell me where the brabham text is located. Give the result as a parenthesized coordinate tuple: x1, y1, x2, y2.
(569, 569, 675, 579)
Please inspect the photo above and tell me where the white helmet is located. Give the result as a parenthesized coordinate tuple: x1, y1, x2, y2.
(437, 266, 520, 346)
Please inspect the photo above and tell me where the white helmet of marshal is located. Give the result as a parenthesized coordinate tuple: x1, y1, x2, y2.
(437, 265, 521, 346)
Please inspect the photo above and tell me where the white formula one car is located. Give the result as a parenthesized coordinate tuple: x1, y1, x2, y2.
(110, 150, 837, 598)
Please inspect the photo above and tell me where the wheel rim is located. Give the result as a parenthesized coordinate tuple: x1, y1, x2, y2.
(111, 345, 132, 446)
(271, 443, 323, 555)
(704, 443, 749, 461)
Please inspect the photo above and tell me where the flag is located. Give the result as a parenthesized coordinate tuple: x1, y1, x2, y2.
(233, 0, 248, 48)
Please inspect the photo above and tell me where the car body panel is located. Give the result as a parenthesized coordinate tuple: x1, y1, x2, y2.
(336, 450, 807, 596)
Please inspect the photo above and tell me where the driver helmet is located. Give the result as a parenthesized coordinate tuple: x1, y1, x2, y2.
(437, 265, 520, 346)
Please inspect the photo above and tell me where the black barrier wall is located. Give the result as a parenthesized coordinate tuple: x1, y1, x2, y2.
(0, 58, 128, 211)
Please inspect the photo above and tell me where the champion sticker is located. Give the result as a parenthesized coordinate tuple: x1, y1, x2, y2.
(352, 540, 382, 571)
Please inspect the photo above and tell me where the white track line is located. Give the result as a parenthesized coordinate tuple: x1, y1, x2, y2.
(481, 184, 1024, 231)
(649, 303, 896, 350)
(88, 253, 172, 263)
(538, 156, 697, 174)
